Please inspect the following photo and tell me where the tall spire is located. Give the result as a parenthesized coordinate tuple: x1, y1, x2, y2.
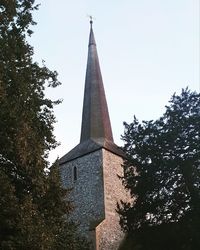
(80, 21, 114, 143)
(59, 21, 124, 164)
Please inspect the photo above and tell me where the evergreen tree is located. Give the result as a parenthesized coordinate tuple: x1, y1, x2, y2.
(118, 88, 200, 250)
(0, 1, 89, 249)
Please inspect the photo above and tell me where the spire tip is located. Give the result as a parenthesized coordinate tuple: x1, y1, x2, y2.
(88, 15, 93, 27)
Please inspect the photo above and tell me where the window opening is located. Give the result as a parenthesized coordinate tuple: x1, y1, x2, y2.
(73, 166, 77, 181)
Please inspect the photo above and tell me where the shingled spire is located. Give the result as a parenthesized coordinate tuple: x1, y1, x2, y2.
(80, 20, 114, 143)
(59, 21, 123, 164)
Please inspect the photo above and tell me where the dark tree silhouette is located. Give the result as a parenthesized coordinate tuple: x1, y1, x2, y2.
(0, 1, 89, 249)
(118, 88, 200, 250)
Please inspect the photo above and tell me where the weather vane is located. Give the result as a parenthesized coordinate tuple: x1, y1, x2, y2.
(89, 15, 93, 22)
(87, 14, 95, 26)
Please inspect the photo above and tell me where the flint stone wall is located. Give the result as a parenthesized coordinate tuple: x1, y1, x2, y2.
(60, 150, 105, 237)
(96, 149, 128, 250)
(60, 148, 129, 250)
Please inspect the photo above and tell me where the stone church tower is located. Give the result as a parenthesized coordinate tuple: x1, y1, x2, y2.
(59, 21, 128, 250)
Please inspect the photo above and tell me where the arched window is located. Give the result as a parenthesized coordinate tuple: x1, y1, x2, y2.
(73, 166, 77, 181)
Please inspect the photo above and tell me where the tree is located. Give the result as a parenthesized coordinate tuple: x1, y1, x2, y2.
(0, 1, 89, 249)
(0, 169, 19, 249)
(118, 88, 200, 250)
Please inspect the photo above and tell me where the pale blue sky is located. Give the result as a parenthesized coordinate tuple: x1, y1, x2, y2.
(31, 0, 199, 163)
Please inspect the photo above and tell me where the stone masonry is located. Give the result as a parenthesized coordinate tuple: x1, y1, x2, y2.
(60, 150, 105, 237)
(60, 148, 129, 249)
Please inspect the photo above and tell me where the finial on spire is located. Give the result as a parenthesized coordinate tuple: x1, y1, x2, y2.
(87, 15, 93, 27)
(89, 16, 93, 28)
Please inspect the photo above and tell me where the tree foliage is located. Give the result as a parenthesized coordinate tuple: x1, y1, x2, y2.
(0, 1, 89, 249)
(118, 88, 200, 249)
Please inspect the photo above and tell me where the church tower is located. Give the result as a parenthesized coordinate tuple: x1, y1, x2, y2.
(59, 20, 128, 250)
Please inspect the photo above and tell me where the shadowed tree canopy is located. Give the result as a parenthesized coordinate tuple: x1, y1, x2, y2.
(118, 88, 200, 250)
(0, 1, 89, 249)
